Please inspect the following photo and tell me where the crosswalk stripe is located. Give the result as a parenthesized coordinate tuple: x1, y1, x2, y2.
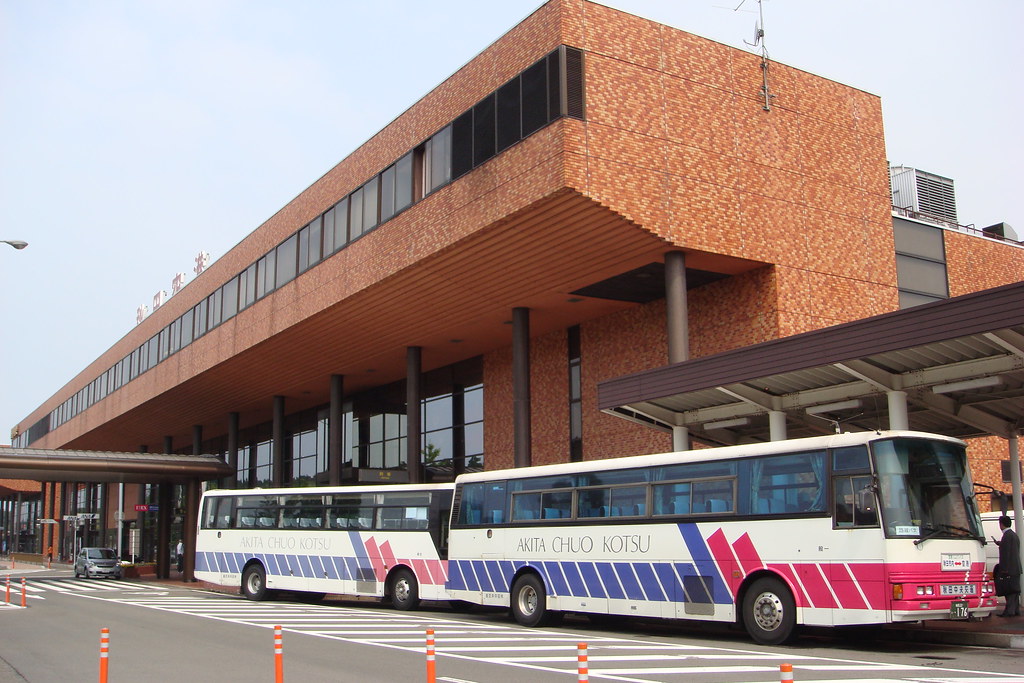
(57, 588, 1024, 683)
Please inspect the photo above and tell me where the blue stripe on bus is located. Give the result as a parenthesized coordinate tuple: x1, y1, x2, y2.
(500, 560, 517, 591)
(654, 562, 683, 602)
(614, 562, 645, 600)
(634, 563, 666, 601)
(596, 562, 625, 599)
(485, 561, 506, 593)
(562, 562, 587, 597)
(447, 561, 464, 590)
(297, 554, 313, 578)
(676, 523, 730, 604)
(461, 561, 480, 592)
(542, 561, 570, 597)
(578, 562, 605, 598)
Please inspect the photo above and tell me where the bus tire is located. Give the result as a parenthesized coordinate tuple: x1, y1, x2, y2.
(510, 573, 550, 627)
(742, 576, 796, 645)
(241, 563, 270, 601)
(390, 568, 420, 611)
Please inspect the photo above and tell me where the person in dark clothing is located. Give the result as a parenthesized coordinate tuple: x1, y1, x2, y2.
(995, 515, 1021, 617)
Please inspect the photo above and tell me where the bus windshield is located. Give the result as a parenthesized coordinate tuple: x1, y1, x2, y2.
(873, 437, 982, 540)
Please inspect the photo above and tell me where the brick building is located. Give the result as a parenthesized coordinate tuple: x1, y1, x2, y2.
(5, 0, 1022, 555)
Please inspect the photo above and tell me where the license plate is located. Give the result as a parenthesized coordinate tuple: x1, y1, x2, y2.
(949, 600, 969, 620)
(940, 583, 976, 596)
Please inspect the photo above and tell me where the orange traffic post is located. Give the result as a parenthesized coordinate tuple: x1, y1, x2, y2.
(780, 662, 794, 682)
(577, 642, 589, 682)
(98, 628, 110, 683)
(4, 576, 9, 604)
(274, 625, 284, 683)
(425, 628, 436, 683)
(21, 577, 26, 607)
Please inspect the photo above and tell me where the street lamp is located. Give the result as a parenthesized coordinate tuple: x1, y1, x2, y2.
(2, 240, 28, 250)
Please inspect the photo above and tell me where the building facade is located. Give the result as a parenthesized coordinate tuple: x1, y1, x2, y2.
(8, 0, 1023, 521)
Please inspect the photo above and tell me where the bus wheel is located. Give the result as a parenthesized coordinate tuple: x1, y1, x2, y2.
(742, 576, 796, 645)
(242, 564, 269, 601)
(511, 574, 550, 627)
(390, 568, 420, 611)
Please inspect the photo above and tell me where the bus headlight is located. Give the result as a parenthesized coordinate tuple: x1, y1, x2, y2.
(915, 585, 934, 596)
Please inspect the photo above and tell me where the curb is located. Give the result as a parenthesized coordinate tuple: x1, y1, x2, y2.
(884, 625, 1024, 650)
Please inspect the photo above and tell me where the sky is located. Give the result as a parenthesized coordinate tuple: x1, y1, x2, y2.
(1, 0, 1022, 443)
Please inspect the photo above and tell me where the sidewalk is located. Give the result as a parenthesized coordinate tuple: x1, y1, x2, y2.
(4, 557, 1022, 648)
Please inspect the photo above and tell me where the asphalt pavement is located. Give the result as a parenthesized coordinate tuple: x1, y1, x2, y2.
(3, 557, 1022, 649)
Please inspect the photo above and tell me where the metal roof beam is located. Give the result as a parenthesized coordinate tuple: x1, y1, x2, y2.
(907, 389, 1015, 438)
(833, 360, 902, 391)
(985, 330, 1024, 359)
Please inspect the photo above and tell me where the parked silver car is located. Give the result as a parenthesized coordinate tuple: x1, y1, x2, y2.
(74, 547, 122, 579)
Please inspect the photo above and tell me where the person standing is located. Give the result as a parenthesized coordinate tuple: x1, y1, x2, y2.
(995, 515, 1021, 617)
(175, 539, 184, 573)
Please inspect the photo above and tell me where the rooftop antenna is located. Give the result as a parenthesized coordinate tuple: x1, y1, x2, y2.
(736, 0, 775, 111)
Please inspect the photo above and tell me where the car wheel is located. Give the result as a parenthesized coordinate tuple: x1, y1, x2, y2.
(390, 568, 420, 611)
(742, 576, 796, 645)
(510, 573, 551, 627)
(242, 564, 270, 601)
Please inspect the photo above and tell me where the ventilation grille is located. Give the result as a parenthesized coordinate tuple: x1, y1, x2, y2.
(914, 172, 957, 223)
(564, 47, 585, 119)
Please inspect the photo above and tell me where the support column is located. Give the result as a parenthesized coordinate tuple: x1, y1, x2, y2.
(227, 412, 239, 488)
(46, 482, 57, 560)
(157, 483, 172, 579)
(182, 479, 200, 582)
(769, 410, 788, 441)
(99, 483, 108, 547)
(887, 391, 909, 431)
(406, 348, 423, 484)
(513, 307, 532, 468)
(665, 251, 690, 365)
(672, 426, 689, 452)
(272, 396, 286, 486)
(1010, 433, 1023, 571)
(329, 375, 344, 485)
(192, 425, 203, 455)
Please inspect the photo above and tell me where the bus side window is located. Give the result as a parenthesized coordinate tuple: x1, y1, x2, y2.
(834, 475, 878, 527)
(458, 482, 506, 525)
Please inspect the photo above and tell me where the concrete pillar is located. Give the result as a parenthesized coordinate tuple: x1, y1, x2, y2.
(665, 251, 690, 365)
(329, 374, 344, 485)
(672, 426, 690, 452)
(769, 410, 788, 441)
(513, 307, 532, 468)
(887, 391, 909, 431)
(157, 484, 172, 579)
(406, 347, 423, 484)
(1010, 433, 1024, 570)
(227, 412, 239, 488)
(272, 396, 285, 486)
(182, 479, 200, 582)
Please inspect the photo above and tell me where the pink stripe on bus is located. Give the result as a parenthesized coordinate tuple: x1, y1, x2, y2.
(828, 563, 868, 610)
(706, 528, 738, 598)
(731, 533, 765, 577)
(793, 563, 837, 608)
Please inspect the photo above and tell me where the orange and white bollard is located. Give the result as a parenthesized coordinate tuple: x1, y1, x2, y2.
(577, 642, 589, 682)
(780, 662, 794, 682)
(21, 577, 26, 607)
(99, 628, 110, 683)
(4, 577, 9, 604)
(426, 628, 436, 683)
(274, 625, 284, 683)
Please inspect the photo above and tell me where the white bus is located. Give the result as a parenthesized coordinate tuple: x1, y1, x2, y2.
(195, 483, 453, 609)
(446, 431, 998, 643)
